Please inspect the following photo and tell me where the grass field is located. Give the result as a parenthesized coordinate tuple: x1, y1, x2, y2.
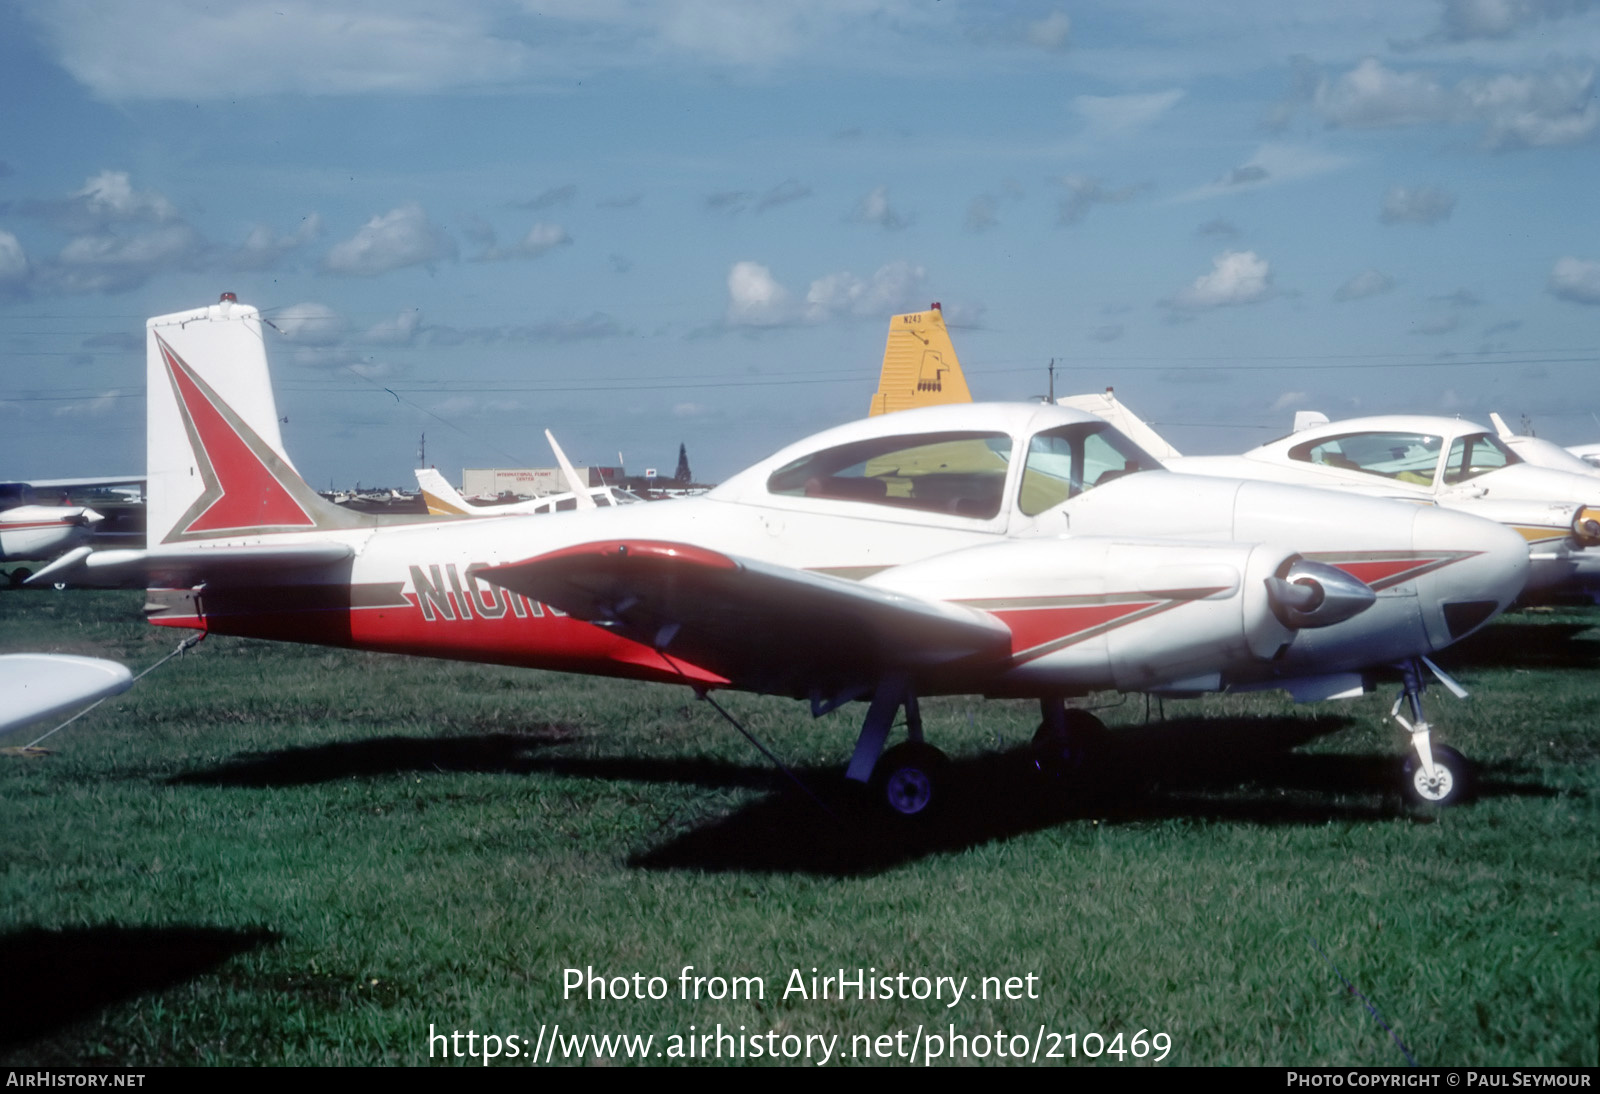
(1, 590, 1595, 1067)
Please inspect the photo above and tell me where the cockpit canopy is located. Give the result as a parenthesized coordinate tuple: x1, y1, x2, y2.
(1285, 428, 1520, 487)
(738, 404, 1163, 524)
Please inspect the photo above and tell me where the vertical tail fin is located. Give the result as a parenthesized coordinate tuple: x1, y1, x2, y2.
(146, 294, 369, 543)
(868, 303, 974, 416)
(415, 467, 472, 516)
(1056, 387, 1185, 461)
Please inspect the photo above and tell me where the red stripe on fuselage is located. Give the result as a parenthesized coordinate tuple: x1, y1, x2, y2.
(989, 601, 1161, 657)
(151, 586, 728, 688)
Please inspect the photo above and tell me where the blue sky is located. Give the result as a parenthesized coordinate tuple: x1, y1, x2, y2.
(2, 1, 1597, 487)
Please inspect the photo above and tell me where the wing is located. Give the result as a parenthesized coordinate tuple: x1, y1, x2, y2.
(0, 654, 133, 735)
(477, 539, 1012, 697)
(25, 542, 355, 588)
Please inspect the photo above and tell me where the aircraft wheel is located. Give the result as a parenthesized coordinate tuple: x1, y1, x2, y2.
(1031, 709, 1109, 782)
(872, 742, 949, 818)
(1402, 744, 1472, 807)
(9, 568, 31, 589)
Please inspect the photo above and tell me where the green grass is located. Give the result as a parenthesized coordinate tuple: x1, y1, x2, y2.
(0, 591, 1595, 1066)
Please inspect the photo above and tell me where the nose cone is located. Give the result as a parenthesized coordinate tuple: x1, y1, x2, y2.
(1410, 506, 1530, 648)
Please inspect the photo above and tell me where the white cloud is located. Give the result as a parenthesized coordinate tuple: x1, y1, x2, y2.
(228, 214, 322, 271)
(273, 302, 348, 346)
(48, 223, 202, 293)
(22, 170, 180, 232)
(723, 259, 928, 327)
(27, 0, 535, 99)
(1169, 251, 1274, 310)
(1548, 257, 1600, 304)
(474, 222, 572, 262)
(1027, 10, 1072, 51)
(1381, 185, 1456, 224)
(1437, 0, 1598, 41)
(362, 308, 423, 346)
(1334, 269, 1396, 301)
(725, 261, 796, 326)
(804, 261, 927, 321)
(1072, 90, 1184, 135)
(1309, 58, 1598, 150)
(852, 186, 911, 231)
(0, 231, 29, 295)
(323, 203, 457, 276)
(1459, 67, 1600, 150)
(1315, 58, 1456, 129)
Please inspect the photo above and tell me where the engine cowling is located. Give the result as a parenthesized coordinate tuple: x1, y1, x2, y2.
(1264, 557, 1376, 629)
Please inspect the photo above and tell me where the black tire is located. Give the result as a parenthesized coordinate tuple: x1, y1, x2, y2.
(1031, 709, 1109, 782)
(1402, 744, 1472, 807)
(871, 742, 949, 818)
(9, 568, 31, 589)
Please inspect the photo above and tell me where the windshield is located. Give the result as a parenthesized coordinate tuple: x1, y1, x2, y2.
(767, 430, 1012, 520)
(1018, 422, 1160, 516)
(1289, 431, 1443, 486)
(1443, 432, 1519, 485)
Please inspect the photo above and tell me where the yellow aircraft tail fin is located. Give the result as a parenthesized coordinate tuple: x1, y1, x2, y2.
(868, 303, 974, 416)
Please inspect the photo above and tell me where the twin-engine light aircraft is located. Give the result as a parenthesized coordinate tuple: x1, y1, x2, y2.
(33, 296, 1531, 813)
(1, 483, 106, 585)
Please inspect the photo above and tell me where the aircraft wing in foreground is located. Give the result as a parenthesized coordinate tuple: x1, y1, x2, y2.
(0, 653, 132, 737)
(37, 296, 1534, 814)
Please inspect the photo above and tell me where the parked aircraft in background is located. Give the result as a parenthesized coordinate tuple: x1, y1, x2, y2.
(1, 483, 108, 585)
(1066, 394, 1600, 603)
(912, 360, 1600, 605)
(415, 437, 639, 519)
(33, 296, 1532, 812)
(868, 303, 973, 417)
(1570, 445, 1600, 470)
(1485, 414, 1600, 478)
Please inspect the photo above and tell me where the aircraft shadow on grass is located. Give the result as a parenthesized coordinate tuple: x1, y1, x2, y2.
(0, 924, 277, 1050)
(628, 717, 1558, 876)
(172, 715, 1555, 877)
(1431, 617, 1600, 672)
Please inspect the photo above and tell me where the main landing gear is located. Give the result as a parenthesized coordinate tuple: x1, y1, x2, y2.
(1391, 657, 1473, 807)
(1031, 701, 1110, 784)
(841, 675, 949, 818)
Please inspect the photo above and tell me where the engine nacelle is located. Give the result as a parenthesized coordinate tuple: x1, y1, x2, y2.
(865, 535, 1306, 696)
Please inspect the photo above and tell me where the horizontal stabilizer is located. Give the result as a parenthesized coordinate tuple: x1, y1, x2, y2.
(29, 542, 354, 589)
(477, 540, 1012, 696)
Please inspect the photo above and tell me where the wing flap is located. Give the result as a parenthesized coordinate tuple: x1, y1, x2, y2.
(477, 539, 1011, 696)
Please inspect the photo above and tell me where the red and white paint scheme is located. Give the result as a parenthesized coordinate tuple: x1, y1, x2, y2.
(37, 296, 1532, 812)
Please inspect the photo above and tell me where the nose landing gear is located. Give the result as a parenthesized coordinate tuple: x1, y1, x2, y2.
(1392, 657, 1473, 807)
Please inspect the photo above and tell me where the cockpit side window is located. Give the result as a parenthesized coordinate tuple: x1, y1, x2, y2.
(1288, 431, 1443, 486)
(1443, 433, 1519, 485)
(766, 431, 1012, 519)
(1018, 422, 1159, 516)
